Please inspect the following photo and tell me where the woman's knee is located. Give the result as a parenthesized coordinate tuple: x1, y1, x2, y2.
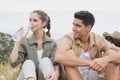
(22, 60, 36, 80)
(23, 60, 34, 65)
(39, 57, 54, 79)
(22, 60, 35, 68)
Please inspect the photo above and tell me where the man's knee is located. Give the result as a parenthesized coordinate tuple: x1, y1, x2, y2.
(106, 63, 119, 69)
(105, 63, 119, 80)
(64, 66, 82, 80)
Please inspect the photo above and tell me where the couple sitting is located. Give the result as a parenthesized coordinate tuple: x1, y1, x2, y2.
(10, 10, 120, 80)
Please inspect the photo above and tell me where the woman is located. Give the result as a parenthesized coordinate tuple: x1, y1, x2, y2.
(10, 10, 60, 80)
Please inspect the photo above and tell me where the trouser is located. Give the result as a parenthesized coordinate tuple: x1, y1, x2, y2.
(80, 69, 104, 80)
(17, 57, 54, 80)
(17, 60, 36, 80)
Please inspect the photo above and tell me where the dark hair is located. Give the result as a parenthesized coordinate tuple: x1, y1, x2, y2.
(32, 10, 51, 37)
(74, 11, 95, 27)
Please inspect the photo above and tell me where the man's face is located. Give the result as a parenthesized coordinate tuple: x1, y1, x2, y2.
(72, 18, 90, 39)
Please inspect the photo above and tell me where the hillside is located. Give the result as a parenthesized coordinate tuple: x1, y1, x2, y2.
(0, 32, 14, 65)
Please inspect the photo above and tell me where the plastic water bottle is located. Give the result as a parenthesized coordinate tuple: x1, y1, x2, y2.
(12, 25, 31, 42)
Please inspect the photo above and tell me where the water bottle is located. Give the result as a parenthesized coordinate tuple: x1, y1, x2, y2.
(12, 25, 31, 42)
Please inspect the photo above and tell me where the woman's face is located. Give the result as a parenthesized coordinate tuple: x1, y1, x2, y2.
(29, 12, 46, 32)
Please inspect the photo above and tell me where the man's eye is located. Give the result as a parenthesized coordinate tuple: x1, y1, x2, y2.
(74, 24, 80, 27)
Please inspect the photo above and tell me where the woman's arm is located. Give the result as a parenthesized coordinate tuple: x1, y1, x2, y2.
(10, 41, 21, 63)
(10, 28, 28, 67)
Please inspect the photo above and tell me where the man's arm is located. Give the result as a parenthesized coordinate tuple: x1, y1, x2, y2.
(90, 46, 120, 71)
(106, 46, 120, 64)
(54, 46, 92, 67)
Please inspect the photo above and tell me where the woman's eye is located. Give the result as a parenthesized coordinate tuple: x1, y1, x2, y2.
(33, 19, 38, 22)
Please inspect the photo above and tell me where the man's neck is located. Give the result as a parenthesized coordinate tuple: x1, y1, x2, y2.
(80, 34, 90, 44)
(80, 34, 90, 52)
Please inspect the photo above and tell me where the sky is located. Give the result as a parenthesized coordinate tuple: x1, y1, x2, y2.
(0, 0, 120, 39)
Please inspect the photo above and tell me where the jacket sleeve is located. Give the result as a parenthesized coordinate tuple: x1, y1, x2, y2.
(45, 39, 59, 66)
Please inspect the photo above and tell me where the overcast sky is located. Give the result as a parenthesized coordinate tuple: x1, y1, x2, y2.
(0, 0, 120, 39)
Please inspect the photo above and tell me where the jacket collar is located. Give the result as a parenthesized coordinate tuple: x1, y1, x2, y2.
(28, 31, 52, 45)
(89, 32, 96, 48)
(74, 32, 95, 48)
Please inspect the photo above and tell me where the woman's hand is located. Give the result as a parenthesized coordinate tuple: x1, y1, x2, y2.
(46, 71, 59, 80)
(12, 27, 29, 42)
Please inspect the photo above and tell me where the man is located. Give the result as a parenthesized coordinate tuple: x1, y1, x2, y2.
(55, 11, 120, 80)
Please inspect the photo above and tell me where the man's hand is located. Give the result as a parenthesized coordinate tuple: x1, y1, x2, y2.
(90, 56, 110, 72)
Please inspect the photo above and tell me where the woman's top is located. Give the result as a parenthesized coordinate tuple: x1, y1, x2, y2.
(37, 49, 43, 62)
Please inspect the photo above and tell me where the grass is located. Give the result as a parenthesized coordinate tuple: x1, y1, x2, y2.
(0, 64, 120, 80)
(0, 64, 20, 80)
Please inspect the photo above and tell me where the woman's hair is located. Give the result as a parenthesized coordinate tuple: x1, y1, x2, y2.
(32, 10, 51, 37)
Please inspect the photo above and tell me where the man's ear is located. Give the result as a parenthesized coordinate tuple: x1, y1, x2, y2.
(87, 25, 92, 32)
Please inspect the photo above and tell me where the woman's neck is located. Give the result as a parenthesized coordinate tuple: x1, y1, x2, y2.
(35, 30, 43, 41)
(35, 30, 43, 50)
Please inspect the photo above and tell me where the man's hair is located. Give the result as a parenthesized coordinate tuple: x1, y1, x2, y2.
(74, 11, 95, 27)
